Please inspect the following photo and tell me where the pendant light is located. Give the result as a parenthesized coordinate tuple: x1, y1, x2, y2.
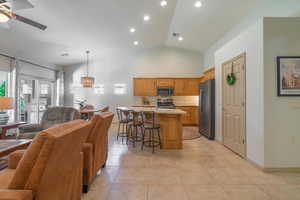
(81, 50, 95, 88)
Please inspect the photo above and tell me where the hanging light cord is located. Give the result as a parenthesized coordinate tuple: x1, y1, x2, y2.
(86, 50, 90, 76)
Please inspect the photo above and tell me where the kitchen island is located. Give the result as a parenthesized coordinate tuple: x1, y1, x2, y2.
(117, 107, 186, 149)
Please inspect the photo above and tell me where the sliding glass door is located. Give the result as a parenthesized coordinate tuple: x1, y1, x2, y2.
(38, 81, 54, 122)
(18, 76, 54, 123)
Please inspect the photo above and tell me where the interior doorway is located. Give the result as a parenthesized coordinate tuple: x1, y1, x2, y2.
(222, 53, 246, 157)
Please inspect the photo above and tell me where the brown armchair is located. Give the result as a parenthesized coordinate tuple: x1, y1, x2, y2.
(18, 107, 80, 139)
(0, 119, 91, 200)
(82, 112, 114, 193)
(100, 106, 110, 112)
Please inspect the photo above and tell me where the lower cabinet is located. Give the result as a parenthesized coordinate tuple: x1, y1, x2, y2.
(176, 106, 198, 126)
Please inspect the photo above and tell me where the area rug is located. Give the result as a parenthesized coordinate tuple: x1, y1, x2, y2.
(182, 126, 201, 140)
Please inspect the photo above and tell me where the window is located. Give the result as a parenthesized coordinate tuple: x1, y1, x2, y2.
(114, 84, 127, 95)
(0, 70, 14, 122)
(40, 84, 49, 95)
(22, 83, 32, 94)
(94, 84, 105, 94)
(0, 71, 8, 96)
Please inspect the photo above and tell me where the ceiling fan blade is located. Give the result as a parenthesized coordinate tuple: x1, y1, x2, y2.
(13, 14, 47, 30)
(6, 0, 33, 10)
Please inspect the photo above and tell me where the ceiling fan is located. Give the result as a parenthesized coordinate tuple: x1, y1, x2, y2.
(0, 0, 47, 30)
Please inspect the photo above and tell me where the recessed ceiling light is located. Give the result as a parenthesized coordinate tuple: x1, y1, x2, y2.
(194, 1, 202, 8)
(130, 28, 136, 33)
(61, 53, 69, 57)
(143, 15, 150, 21)
(134, 41, 139, 46)
(160, 0, 167, 7)
(178, 37, 183, 41)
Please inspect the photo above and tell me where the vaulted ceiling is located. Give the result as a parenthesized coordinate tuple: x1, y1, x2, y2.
(0, 0, 299, 66)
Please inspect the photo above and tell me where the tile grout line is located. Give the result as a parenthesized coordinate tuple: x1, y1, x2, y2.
(146, 184, 149, 200)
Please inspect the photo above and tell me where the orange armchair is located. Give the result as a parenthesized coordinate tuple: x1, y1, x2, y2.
(0, 120, 91, 200)
(82, 112, 114, 192)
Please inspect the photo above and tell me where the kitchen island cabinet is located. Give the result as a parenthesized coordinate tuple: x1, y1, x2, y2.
(117, 107, 186, 149)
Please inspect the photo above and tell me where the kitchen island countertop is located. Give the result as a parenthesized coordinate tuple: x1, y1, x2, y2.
(118, 106, 186, 115)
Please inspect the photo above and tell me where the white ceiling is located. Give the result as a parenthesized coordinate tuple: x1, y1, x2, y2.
(166, 0, 259, 51)
(0, 0, 299, 67)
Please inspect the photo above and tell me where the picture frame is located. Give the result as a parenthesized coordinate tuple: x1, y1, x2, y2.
(277, 56, 300, 96)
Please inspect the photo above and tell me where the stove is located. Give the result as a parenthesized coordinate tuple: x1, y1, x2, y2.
(157, 96, 176, 109)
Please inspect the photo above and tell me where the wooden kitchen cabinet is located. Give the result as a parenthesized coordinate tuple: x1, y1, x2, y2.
(174, 79, 186, 96)
(174, 78, 201, 96)
(176, 106, 199, 126)
(185, 79, 200, 96)
(156, 79, 174, 87)
(201, 67, 215, 82)
(133, 78, 157, 96)
(133, 77, 201, 96)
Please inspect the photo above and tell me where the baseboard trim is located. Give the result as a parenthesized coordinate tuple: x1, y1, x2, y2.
(263, 168, 300, 173)
(246, 158, 264, 171)
(213, 139, 300, 173)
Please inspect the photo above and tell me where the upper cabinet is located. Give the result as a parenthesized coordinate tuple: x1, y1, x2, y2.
(174, 78, 202, 96)
(134, 77, 202, 96)
(184, 78, 201, 96)
(174, 79, 186, 96)
(156, 79, 174, 87)
(201, 68, 215, 82)
(133, 78, 157, 96)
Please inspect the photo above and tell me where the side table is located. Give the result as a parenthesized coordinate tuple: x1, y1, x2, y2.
(0, 122, 26, 139)
(0, 139, 31, 170)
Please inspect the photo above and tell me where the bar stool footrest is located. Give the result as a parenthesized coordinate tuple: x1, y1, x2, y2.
(143, 140, 161, 148)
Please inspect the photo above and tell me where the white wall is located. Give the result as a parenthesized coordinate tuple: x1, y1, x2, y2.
(203, 0, 300, 69)
(214, 20, 265, 167)
(264, 18, 300, 168)
(63, 46, 203, 112)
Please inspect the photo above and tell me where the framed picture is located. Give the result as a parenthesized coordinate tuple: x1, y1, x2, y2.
(277, 56, 300, 96)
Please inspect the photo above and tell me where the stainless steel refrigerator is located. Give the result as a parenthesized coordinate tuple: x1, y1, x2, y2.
(199, 80, 215, 140)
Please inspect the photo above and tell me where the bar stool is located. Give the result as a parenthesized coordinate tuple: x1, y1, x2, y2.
(127, 111, 143, 147)
(116, 108, 132, 143)
(141, 111, 161, 153)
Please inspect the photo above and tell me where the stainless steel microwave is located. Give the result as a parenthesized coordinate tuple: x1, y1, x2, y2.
(157, 87, 174, 96)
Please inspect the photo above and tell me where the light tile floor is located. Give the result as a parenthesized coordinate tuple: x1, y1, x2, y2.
(82, 124, 300, 200)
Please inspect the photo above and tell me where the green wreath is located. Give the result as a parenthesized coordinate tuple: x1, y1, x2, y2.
(227, 73, 236, 85)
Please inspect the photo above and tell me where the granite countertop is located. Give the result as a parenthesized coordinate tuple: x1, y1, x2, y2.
(118, 106, 186, 115)
(175, 104, 199, 107)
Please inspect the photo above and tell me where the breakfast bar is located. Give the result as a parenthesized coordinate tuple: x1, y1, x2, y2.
(117, 107, 186, 149)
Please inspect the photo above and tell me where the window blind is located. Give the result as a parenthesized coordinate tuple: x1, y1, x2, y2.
(18, 61, 56, 81)
(0, 54, 11, 72)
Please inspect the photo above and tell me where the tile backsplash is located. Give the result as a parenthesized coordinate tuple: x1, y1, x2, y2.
(173, 96, 199, 106)
(134, 96, 199, 106)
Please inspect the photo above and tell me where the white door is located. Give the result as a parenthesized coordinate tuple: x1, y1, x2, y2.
(222, 53, 246, 157)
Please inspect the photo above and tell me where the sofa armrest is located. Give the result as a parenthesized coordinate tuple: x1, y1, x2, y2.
(0, 189, 33, 200)
(8, 150, 26, 169)
(82, 143, 94, 185)
(18, 124, 42, 133)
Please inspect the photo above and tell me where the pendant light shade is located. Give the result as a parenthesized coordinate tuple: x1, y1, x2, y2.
(81, 76, 95, 88)
(81, 50, 95, 88)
